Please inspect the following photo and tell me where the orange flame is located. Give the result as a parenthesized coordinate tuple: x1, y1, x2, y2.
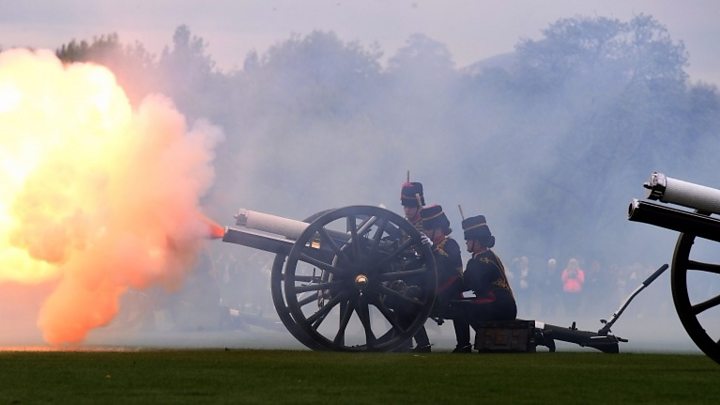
(201, 215, 226, 239)
(0, 48, 222, 345)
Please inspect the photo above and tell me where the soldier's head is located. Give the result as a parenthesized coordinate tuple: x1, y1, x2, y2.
(401, 181, 424, 220)
(421, 204, 451, 240)
(462, 214, 495, 253)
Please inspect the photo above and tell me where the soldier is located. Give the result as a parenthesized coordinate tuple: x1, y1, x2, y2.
(398, 180, 430, 352)
(419, 204, 465, 352)
(452, 214, 517, 352)
(401, 181, 425, 233)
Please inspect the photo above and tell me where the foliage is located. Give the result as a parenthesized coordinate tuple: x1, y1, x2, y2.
(56, 33, 158, 104)
(46, 16, 720, 264)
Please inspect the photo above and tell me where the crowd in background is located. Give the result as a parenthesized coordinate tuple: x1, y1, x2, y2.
(116, 249, 685, 333)
(111, 247, 688, 334)
(507, 255, 677, 322)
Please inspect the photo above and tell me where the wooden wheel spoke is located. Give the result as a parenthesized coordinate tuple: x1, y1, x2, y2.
(355, 297, 376, 346)
(378, 284, 423, 306)
(347, 215, 360, 260)
(319, 228, 352, 265)
(376, 238, 416, 266)
(305, 292, 345, 326)
(293, 281, 340, 293)
(373, 298, 404, 331)
(293, 275, 323, 283)
(334, 298, 356, 345)
(299, 251, 343, 274)
(297, 292, 320, 307)
(688, 260, 720, 275)
(691, 293, 720, 315)
(368, 218, 388, 256)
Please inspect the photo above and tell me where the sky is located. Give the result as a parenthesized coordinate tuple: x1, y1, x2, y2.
(1, 0, 720, 84)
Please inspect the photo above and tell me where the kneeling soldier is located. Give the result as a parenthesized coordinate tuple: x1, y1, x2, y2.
(420, 204, 465, 352)
(452, 214, 517, 352)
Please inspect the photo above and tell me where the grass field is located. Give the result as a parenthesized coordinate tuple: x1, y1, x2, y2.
(1, 349, 718, 404)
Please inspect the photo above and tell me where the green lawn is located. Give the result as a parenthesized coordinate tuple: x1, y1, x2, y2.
(1, 350, 717, 404)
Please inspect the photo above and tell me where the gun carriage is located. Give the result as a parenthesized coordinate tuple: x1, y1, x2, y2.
(628, 172, 720, 364)
(220, 204, 635, 354)
(222, 205, 437, 352)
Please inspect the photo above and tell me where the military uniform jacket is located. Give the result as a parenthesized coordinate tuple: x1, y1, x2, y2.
(463, 249, 515, 306)
(433, 237, 463, 300)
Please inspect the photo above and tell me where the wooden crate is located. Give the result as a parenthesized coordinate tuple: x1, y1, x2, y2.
(474, 319, 537, 352)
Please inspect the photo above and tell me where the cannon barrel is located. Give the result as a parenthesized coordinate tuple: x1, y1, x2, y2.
(628, 199, 720, 243)
(644, 172, 720, 214)
(235, 208, 312, 241)
(222, 208, 351, 254)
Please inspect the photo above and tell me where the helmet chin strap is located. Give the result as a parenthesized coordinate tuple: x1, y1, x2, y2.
(466, 239, 475, 253)
(428, 228, 437, 243)
(467, 239, 487, 255)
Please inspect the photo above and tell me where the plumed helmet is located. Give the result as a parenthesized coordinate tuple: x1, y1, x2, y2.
(401, 182, 425, 207)
(462, 214, 495, 247)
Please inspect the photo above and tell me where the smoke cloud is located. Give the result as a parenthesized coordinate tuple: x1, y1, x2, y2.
(0, 49, 221, 345)
(2, 13, 718, 353)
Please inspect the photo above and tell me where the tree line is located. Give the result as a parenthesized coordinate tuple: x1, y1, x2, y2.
(36, 15, 720, 264)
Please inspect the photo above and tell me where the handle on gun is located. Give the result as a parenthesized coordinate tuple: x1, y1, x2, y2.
(643, 263, 668, 287)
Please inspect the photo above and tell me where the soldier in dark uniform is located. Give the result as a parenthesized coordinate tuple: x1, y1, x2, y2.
(397, 181, 430, 352)
(452, 214, 517, 352)
(419, 204, 465, 352)
(401, 181, 425, 232)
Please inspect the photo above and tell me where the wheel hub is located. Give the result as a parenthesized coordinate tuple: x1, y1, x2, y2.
(354, 274, 369, 290)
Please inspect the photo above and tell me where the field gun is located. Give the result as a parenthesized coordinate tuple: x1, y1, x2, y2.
(628, 172, 720, 364)
(222, 205, 438, 352)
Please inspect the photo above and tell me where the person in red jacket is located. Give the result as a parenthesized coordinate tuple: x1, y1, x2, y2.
(561, 257, 586, 316)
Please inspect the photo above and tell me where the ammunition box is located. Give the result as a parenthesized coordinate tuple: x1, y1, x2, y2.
(473, 319, 536, 352)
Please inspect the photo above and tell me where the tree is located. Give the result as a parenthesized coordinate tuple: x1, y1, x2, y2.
(246, 31, 383, 120)
(511, 14, 688, 95)
(457, 15, 703, 260)
(156, 25, 224, 120)
(55, 34, 158, 103)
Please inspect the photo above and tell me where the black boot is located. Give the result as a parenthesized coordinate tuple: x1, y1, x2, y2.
(412, 344, 432, 353)
(452, 344, 472, 353)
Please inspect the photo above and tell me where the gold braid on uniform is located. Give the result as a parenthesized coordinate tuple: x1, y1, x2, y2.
(435, 238, 448, 257)
(436, 238, 462, 276)
(413, 218, 424, 233)
(478, 255, 512, 291)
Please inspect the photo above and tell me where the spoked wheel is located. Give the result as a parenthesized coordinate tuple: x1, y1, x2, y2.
(283, 205, 437, 352)
(671, 220, 720, 364)
(270, 210, 333, 350)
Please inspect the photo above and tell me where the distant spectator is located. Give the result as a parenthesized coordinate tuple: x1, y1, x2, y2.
(539, 257, 560, 318)
(512, 256, 531, 317)
(561, 257, 586, 316)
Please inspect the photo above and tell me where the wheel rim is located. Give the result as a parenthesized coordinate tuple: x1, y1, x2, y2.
(671, 224, 720, 364)
(270, 253, 323, 350)
(283, 205, 437, 352)
(270, 210, 334, 350)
